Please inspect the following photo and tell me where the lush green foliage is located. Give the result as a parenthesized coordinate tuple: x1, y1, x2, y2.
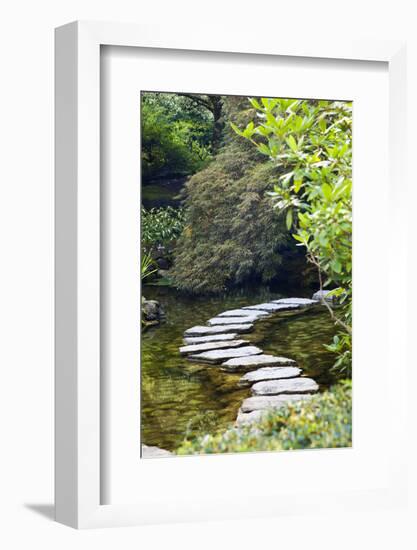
(141, 206, 186, 249)
(177, 381, 352, 454)
(170, 97, 310, 294)
(233, 98, 352, 374)
(141, 92, 215, 181)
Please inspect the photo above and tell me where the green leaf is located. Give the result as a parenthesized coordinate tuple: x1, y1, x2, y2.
(331, 259, 342, 273)
(286, 135, 298, 152)
(286, 208, 293, 230)
(230, 122, 243, 136)
(321, 183, 332, 200)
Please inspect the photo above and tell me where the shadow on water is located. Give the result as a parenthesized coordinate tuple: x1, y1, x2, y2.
(141, 285, 340, 452)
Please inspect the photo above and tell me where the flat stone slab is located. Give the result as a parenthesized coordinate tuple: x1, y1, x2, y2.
(235, 409, 266, 426)
(241, 394, 313, 413)
(243, 302, 300, 313)
(221, 354, 296, 372)
(252, 377, 319, 396)
(188, 345, 263, 364)
(273, 297, 318, 306)
(142, 444, 172, 459)
(183, 333, 238, 344)
(207, 315, 259, 326)
(179, 339, 247, 355)
(238, 366, 302, 386)
(184, 324, 253, 337)
(217, 309, 270, 318)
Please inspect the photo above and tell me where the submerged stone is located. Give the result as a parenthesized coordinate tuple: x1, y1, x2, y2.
(141, 444, 172, 459)
(221, 354, 296, 371)
(243, 302, 300, 312)
(217, 309, 270, 318)
(183, 333, 238, 344)
(179, 339, 247, 355)
(238, 366, 302, 386)
(184, 324, 253, 337)
(251, 377, 319, 396)
(240, 394, 313, 413)
(188, 345, 263, 364)
(207, 316, 259, 326)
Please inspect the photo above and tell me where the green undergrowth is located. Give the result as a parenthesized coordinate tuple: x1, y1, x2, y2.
(176, 381, 352, 455)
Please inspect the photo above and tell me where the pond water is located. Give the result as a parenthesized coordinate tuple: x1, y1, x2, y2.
(141, 285, 340, 452)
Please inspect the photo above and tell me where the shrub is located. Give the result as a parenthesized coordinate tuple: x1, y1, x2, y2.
(141, 206, 186, 250)
(233, 98, 352, 374)
(177, 381, 352, 454)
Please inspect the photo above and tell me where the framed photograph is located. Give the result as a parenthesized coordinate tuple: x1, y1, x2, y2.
(55, 21, 407, 528)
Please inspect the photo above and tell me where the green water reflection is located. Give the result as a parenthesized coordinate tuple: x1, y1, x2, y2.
(141, 286, 340, 451)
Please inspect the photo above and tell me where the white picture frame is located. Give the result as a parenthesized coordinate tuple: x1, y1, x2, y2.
(55, 20, 407, 529)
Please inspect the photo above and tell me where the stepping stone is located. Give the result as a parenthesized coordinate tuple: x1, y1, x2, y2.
(252, 377, 319, 396)
(183, 333, 239, 344)
(243, 303, 300, 313)
(207, 316, 259, 326)
(273, 297, 317, 306)
(235, 409, 266, 426)
(312, 290, 336, 303)
(217, 309, 269, 318)
(238, 366, 302, 386)
(241, 394, 313, 413)
(179, 339, 247, 355)
(221, 354, 296, 372)
(188, 345, 263, 364)
(184, 324, 253, 337)
(141, 444, 172, 459)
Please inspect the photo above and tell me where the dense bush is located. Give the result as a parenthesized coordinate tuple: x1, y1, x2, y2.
(177, 381, 352, 454)
(141, 206, 186, 250)
(234, 98, 352, 374)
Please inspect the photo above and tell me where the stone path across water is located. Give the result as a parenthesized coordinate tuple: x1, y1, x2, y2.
(144, 294, 323, 457)
(180, 294, 322, 426)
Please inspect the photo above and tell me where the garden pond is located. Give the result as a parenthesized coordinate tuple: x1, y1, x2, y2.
(141, 285, 341, 452)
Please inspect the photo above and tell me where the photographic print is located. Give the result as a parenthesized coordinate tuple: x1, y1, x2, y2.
(140, 92, 352, 458)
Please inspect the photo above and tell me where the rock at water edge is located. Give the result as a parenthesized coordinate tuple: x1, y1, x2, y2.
(312, 289, 336, 303)
(142, 444, 172, 459)
(252, 377, 319, 396)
